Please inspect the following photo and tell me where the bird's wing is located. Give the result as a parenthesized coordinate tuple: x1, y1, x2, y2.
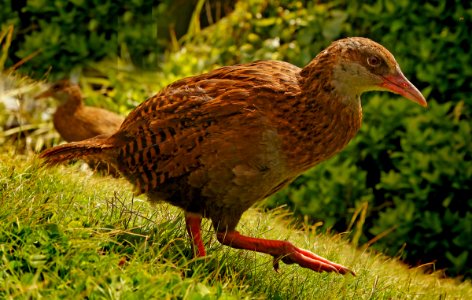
(115, 84, 260, 194)
(114, 61, 301, 194)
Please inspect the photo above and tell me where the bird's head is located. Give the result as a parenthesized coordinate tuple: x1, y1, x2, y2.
(35, 80, 82, 103)
(314, 37, 427, 107)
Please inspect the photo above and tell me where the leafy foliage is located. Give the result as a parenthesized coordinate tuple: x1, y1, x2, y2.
(1, 0, 163, 78)
(1, 0, 234, 78)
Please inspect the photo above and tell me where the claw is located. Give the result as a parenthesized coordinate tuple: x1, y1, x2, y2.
(294, 247, 356, 275)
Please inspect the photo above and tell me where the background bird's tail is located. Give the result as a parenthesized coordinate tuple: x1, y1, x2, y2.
(40, 134, 115, 166)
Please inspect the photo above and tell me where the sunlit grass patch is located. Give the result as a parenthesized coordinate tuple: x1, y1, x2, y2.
(1, 149, 471, 299)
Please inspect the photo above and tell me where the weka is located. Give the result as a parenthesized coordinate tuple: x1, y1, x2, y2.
(36, 80, 124, 176)
(40, 37, 426, 275)
(36, 80, 124, 142)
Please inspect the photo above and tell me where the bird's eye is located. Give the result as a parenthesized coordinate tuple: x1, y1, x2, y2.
(367, 56, 381, 67)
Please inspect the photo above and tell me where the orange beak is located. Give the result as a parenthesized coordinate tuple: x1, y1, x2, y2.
(380, 70, 427, 107)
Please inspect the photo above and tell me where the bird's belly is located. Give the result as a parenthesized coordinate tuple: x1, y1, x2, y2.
(218, 163, 288, 208)
(144, 155, 288, 218)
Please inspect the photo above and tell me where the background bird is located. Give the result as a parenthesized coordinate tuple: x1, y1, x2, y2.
(40, 37, 426, 275)
(35, 80, 124, 142)
(36, 80, 124, 175)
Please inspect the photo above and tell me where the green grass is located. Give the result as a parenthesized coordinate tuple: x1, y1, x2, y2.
(1, 148, 471, 299)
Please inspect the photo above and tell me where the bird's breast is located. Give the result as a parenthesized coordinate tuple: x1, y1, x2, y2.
(277, 98, 362, 174)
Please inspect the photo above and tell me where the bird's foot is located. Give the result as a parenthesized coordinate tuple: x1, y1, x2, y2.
(216, 230, 355, 275)
(272, 245, 355, 275)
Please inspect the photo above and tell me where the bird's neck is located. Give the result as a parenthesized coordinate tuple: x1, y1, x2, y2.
(276, 61, 363, 174)
(57, 90, 84, 111)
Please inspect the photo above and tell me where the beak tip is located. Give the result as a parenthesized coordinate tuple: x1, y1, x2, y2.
(415, 96, 428, 108)
(381, 74, 427, 108)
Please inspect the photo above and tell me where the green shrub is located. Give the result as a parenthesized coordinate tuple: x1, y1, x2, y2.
(2, 0, 235, 78)
(1, 0, 162, 78)
(369, 99, 471, 277)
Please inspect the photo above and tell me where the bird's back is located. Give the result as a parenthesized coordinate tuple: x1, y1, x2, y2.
(53, 103, 124, 142)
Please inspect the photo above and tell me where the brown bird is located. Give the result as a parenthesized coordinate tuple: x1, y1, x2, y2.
(36, 80, 124, 175)
(35, 80, 125, 142)
(40, 37, 426, 275)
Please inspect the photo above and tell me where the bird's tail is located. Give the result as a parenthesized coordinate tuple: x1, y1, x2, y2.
(39, 134, 115, 166)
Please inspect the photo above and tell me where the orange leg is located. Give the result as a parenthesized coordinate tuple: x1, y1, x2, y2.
(185, 213, 206, 257)
(216, 230, 355, 275)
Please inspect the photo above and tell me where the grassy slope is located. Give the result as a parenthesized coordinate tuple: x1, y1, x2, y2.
(0, 148, 471, 299)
